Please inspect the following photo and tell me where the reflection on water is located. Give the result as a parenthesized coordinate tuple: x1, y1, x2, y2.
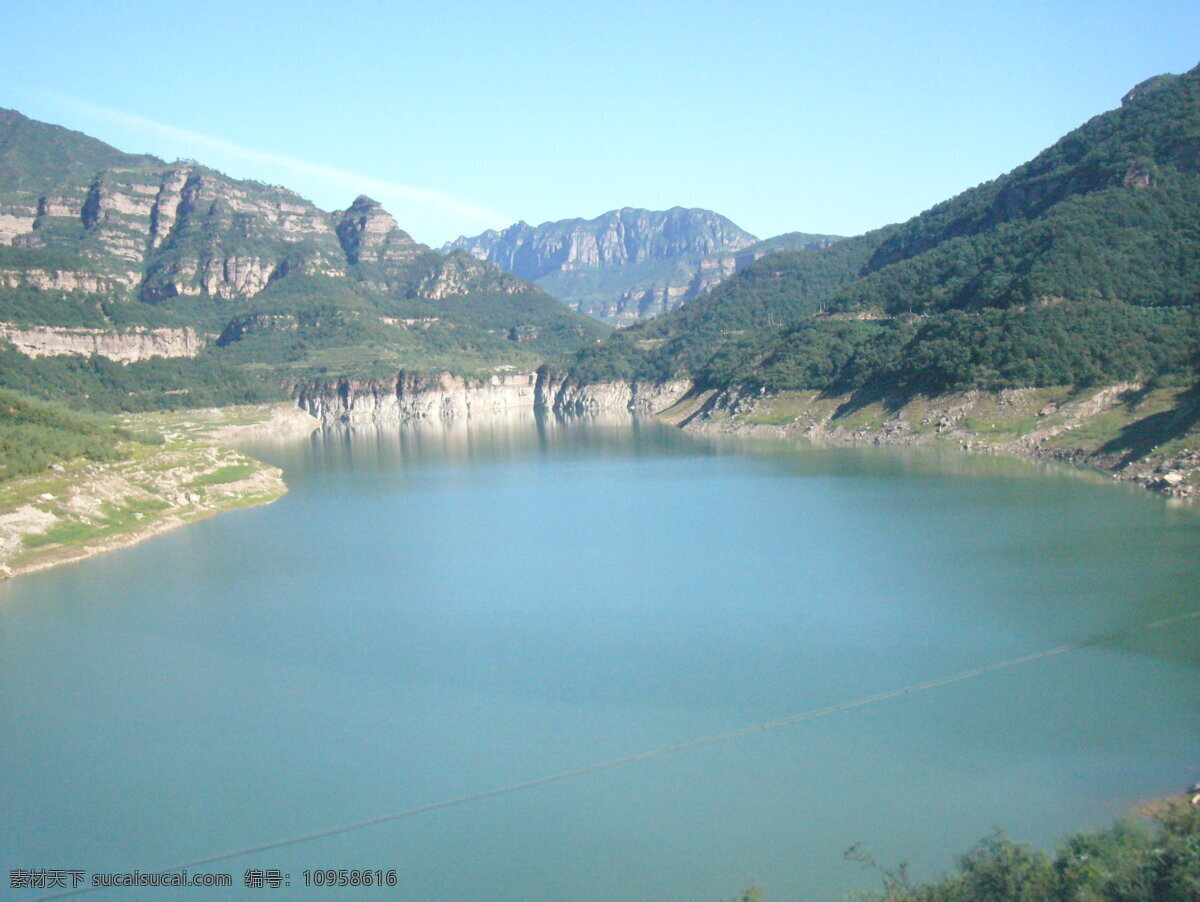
(2, 415, 1199, 902)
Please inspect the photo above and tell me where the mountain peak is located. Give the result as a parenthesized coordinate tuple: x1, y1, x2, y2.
(335, 196, 418, 266)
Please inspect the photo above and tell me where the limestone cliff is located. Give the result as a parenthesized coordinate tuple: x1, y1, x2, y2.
(296, 371, 539, 426)
(446, 209, 844, 323)
(444, 207, 760, 323)
(534, 368, 692, 416)
(335, 195, 421, 267)
(0, 324, 204, 362)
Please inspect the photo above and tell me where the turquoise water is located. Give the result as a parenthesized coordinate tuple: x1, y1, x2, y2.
(2, 416, 1198, 901)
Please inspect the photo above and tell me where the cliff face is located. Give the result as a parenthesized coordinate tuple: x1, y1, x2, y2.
(0, 324, 203, 362)
(294, 368, 692, 426)
(0, 107, 578, 314)
(335, 195, 421, 267)
(296, 371, 540, 425)
(5, 158, 349, 302)
(444, 207, 762, 323)
(534, 368, 692, 415)
(447, 207, 758, 280)
(446, 210, 844, 324)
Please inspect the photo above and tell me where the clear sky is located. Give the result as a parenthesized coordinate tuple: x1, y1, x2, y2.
(2, 1, 1197, 246)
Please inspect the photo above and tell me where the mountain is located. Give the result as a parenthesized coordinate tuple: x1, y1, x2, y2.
(0, 108, 607, 410)
(444, 207, 838, 324)
(558, 64, 1200, 397)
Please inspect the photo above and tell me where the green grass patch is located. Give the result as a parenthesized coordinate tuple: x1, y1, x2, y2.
(189, 464, 258, 486)
(22, 496, 170, 550)
(22, 520, 95, 548)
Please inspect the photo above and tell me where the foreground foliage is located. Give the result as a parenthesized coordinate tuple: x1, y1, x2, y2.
(850, 802, 1200, 902)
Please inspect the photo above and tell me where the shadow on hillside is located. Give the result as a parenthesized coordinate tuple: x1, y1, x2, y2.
(1098, 383, 1200, 466)
(829, 382, 918, 420)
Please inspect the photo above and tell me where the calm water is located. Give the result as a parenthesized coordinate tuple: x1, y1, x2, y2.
(2, 415, 1198, 901)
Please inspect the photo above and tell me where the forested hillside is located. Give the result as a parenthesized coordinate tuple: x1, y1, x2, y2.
(558, 65, 1200, 399)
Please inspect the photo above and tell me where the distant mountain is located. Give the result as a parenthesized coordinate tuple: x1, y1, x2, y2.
(0, 109, 607, 409)
(560, 63, 1200, 399)
(443, 207, 839, 324)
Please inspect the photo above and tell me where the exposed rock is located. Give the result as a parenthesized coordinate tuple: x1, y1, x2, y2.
(0, 209, 36, 245)
(335, 195, 421, 266)
(417, 252, 526, 300)
(296, 371, 539, 426)
(535, 368, 692, 416)
(445, 207, 769, 322)
(0, 268, 126, 292)
(200, 404, 320, 442)
(663, 381, 1200, 501)
(0, 323, 205, 362)
(0, 106, 603, 367)
(0, 504, 58, 564)
(448, 208, 757, 278)
(0, 428, 288, 579)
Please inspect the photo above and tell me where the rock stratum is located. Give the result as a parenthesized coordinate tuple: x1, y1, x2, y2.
(0, 323, 203, 361)
(296, 371, 540, 425)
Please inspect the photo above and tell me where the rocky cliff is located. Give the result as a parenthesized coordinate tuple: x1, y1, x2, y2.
(0, 323, 204, 362)
(296, 371, 540, 425)
(293, 367, 693, 426)
(534, 368, 692, 415)
(444, 207, 764, 323)
(447, 207, 757, 278)
(446, 209, 843, 323)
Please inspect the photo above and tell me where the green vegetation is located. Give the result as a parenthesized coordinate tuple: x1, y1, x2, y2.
(22, 496, 170, 549)
(0, 347, 286, 413)
(188, 463, 258, 486)
(0, 404, 291, 575)
(0, 107, 159, 201)
(850, 802, 1200, 902)
(558, 64, 1200, 407)
(0, 389, 147, 480)
(749, 301, 1199, 397)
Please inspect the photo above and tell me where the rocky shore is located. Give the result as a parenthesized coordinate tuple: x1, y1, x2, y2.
(0, 404, 318, 581)
(657, 382, 1200, 500)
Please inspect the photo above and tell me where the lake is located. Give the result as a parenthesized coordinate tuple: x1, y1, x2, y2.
(2, 414, 1198, 901)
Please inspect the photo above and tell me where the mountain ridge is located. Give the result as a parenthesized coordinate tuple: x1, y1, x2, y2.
(0, 108, 608, 410)
(444, 206, 840, 324)
(556, 64, 1200, 396)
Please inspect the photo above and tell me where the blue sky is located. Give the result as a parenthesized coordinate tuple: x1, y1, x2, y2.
(2, 1, 1197, 246)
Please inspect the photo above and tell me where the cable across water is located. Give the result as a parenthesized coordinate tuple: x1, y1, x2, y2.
(25, 606, 1200, 901)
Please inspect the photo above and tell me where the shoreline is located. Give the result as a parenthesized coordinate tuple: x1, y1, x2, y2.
(0, 403, 318, 582)
(655, 383, 1200, 502)
(8, 380, 1195, 583)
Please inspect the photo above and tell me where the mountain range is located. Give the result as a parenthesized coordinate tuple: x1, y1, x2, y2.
(1, 61, 1198, 453)
(444, 208, 840, 323)
(0, 108, 606, 409)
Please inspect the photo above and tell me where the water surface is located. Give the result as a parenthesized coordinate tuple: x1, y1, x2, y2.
(2, 416, 1198, 901)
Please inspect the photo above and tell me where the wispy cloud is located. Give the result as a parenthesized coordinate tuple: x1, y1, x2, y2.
(47, 94, 511, 230)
